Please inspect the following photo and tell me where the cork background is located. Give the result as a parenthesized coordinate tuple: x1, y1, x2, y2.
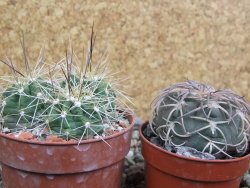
(0, 0, 249, 120)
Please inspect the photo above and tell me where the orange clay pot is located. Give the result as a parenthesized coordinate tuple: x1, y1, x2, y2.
(139, 122, 250, 188)
(0, 114, 134, 188)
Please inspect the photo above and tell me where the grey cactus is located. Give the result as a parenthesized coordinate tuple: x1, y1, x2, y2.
(149, 80, 250, 159)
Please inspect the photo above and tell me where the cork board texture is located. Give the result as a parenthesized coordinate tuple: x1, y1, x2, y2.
(0, 0, 249, 120)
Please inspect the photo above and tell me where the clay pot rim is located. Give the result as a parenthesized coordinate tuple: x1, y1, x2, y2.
(140, 121, 250, 163)
(0, 112, 135, 146)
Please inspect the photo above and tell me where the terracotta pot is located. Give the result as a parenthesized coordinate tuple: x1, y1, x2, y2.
(0, 114, 134, 188)
(139, 122, 250, 188)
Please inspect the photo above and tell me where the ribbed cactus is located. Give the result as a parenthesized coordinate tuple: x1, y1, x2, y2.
(1, 78, 54, 132)
(0, 32, 130, 141)
(45, 72, 123, 140)
(150, 81, 250, 159)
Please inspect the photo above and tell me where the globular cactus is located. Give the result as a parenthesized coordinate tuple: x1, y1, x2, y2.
(0, 32, 130, 141)
(150, 81, 250, 159)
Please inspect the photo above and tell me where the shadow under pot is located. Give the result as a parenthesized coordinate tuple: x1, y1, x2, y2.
(139, 122, 250, 188)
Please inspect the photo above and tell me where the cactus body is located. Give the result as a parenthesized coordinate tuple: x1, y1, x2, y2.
(46, 74, 120, 139)
(0, 73, 126, 140)
(150, 81, 250, 158)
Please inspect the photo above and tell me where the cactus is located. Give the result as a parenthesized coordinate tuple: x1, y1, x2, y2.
(0, 32, 130, 142)
(150, 80, 250, 159)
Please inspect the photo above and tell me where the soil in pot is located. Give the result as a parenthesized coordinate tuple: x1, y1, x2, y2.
(140, 122, 250, 188)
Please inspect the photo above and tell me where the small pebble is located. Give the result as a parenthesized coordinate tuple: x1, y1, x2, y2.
(246, 177, 250, 187)
(132, 130, 139, 139)
(130, 139, 137, 147)
(126, 150, 134, 159)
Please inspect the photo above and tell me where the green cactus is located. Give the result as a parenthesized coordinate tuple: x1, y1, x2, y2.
(0, 32, 130, 141)
(150, 81, 250, 159)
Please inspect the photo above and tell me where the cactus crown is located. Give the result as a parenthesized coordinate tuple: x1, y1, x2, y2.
(0, 32, 131, 142)
(150, 80, 250, 159)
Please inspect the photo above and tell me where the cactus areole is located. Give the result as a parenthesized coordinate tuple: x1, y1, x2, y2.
(149, 81, 250, 159)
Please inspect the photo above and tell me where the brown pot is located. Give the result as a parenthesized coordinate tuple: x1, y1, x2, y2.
(0, 114, 134, 188)
(139, 122, 250, 188)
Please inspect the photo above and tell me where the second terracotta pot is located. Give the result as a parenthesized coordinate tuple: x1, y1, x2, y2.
(0, 114, 134, 188)
(140, 122, 250, 188)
